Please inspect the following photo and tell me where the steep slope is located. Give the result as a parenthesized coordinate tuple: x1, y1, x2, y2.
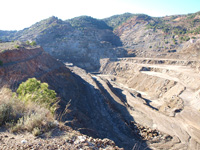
(0, 43, 150, 149)
(0, 30, 16, 41)
(100, 51, 200, 149)
(1, 11, 200, 70)
(5, 16, 126, 71)
(103, 13, 134, 29)
(109, 12, 200, 57)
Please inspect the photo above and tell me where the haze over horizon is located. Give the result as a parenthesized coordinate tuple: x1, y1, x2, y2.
(0, 0, 199, 31)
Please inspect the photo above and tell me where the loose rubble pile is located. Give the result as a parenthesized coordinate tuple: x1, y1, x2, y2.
(130, 121, 160, 140)
(68, 136, 123, 150)
(128, 121, 178, 149)
(0, 126, 123, 150)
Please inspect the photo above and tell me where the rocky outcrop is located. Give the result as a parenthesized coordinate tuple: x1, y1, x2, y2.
(1, 12, 200, 70)
(5, 16, 126, 71)
(109, 12, 200, 57)
(0, 46, 77, 96)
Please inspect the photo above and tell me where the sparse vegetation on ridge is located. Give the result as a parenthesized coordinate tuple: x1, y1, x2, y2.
(68, 16, 112, 30)
(179, 36, 190, 41)
(0, 41, 21, 52)
(26, 40, 37, 46)
(103, 13, 134, 29)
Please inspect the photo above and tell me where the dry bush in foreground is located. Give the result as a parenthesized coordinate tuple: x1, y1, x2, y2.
(0, 81, 57, 136)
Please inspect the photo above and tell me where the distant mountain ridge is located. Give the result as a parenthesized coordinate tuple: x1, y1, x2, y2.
(68, 15, 112, 30)
(112, 11, 200, 57)
(1, 11, 200, 70)
(1, 16, 125, 70)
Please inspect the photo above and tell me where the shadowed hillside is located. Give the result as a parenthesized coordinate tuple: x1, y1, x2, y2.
(1, 16, 126, 71)
(0, 43, 150, 149)
(1, 11, 200, 71)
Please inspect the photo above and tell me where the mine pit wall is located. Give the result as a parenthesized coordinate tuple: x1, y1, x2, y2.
(100, 57, 200, 111)
(100, 57, 200, 96)
(0, 47, 78, 102)
(0, 47, 42, 63)
(0, 47, 44, 89)
(117, 57, 200, 69)
(100, 57, 200, 149)
(100, 57, 200, 119)
(0, 47, 149, 149)
(0, 47, 81, 123)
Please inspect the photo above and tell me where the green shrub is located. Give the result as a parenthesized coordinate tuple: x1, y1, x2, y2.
(185, 37, 190, 41)
(14, 45, 20, 49)
(17, 78, 58, 113)
(26, 41, 37, 46)
(187, 14, 196, 19)
(0, 103, 14, 125)
(30, 41, 37, 46)
(190, 26, 200, 34)
(0, 87, 56, 136)
(172, 38, 177, 45)
(165, 40, 169, 44)
(179, 36, 190, 41)
(173, 26, 187, 35)
(0, 60, 3, 66)
(26, 41, 30, 45)
(136, 14, 151, 21)
(146, 21, 171, 33)
(103, 13, 133, 29)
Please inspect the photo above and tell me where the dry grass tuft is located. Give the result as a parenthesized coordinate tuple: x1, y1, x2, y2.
(0, 88, 25, 125)
(0, 87, 56, 136)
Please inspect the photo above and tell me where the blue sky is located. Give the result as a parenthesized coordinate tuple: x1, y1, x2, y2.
(0, 0, 199, 31)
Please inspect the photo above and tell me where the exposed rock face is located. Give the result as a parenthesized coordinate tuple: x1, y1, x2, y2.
(104, 12, 200, 58)
(0, 45, 149, 149)
(6, 16, 126, 71)
(1, 12, 200, 71)
(100, 56, 200, 149)
(0, 46, 76, 96)
(114, 16, 167, 56)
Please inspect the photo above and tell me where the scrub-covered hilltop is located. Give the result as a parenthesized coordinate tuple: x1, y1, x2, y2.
(1, 11, 200, 70)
